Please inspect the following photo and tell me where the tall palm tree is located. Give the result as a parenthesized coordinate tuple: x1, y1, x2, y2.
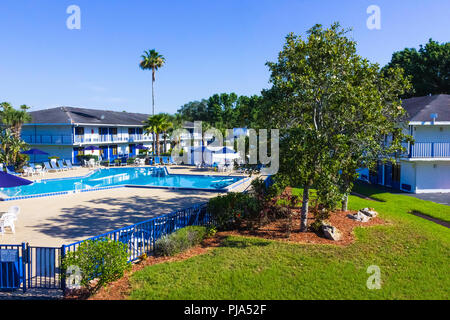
(139, 49, 166, 116)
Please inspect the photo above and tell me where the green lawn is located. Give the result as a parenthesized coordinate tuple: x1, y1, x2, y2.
(128, 183, 450, 300)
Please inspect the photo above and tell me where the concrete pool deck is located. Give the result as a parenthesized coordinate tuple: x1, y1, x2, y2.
(0, 165, 256, 246)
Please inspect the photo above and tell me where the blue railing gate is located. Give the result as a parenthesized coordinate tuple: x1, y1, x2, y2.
(0, 244, 26, 292)
(0, 243, 62, 293)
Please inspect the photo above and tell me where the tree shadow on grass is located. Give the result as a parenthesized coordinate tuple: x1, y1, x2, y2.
(31, 190, 217, 242)
(220, 237, 271, 249)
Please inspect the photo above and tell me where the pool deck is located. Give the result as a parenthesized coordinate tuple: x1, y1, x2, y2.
(0, 165, 256, 247)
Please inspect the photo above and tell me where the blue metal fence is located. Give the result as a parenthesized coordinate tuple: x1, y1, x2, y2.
(1, 203, 212, 293)
(64, 203, 211, 263)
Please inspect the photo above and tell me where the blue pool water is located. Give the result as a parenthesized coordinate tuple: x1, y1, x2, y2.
(0, 167, 243, 199)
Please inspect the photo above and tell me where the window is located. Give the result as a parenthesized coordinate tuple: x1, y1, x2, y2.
(109, 128, 117, 135)
(75, 127, 84, 135)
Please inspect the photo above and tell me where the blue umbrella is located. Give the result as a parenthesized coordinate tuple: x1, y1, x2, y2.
(21, 148, 49, 163)
(84, 146, 101, 151)
(21, 148, 49, 155)
(0, 171, 33, 188)
(135, 144, 149, 150)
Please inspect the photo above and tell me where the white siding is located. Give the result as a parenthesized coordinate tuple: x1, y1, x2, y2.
(399, 161, 416, 192)
(415, 162, 450, 193)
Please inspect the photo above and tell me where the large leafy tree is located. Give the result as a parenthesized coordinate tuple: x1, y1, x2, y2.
(264, 23, 411, 231)
(139, 49, 166, 116)
(383, 39, 449, 97)
(176, 93, 259, 130)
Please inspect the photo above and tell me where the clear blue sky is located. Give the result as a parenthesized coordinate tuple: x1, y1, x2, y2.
(0, 0, 449, 115)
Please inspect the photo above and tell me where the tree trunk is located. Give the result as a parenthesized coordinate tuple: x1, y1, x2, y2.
(341, 194, 349, 212)
(163, 133, 167, 153)
(156, 132, 160, 156)
(300, 184, 310, 232)
(152, 70, 155, 155)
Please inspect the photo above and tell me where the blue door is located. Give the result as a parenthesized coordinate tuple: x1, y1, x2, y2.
(129, 144, 136, 157)
(100, 146, 108, 161)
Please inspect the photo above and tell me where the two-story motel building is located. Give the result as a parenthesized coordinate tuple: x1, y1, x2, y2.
(21, 106, 154, 164)
(362, 94, 450, 193)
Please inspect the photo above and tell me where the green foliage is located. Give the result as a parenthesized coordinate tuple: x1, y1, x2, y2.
(154, 226, 207, 257)
(127, 157, 136, 164)
(0, 102, 31, 139)
(206, 225, 217, 238)
(383, 39, 450, 97)
(76, 155, 98, 162)
(129, 186, 450, 300)
(207, 192, 262, 231)
(0, 128, 29, 168)
(262, 22, 411, 228)
(176, 94, 262, 129)
(143, 113, 173, 156)
(62, 239, 129, 292)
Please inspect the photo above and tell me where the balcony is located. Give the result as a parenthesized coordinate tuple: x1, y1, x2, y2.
(405, 142, 450, 158)
(22, 135, 73, 145)
(22, 134, 153, 145)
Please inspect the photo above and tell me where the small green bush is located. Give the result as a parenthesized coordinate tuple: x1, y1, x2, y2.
(127, 157, 136, 164)
(76, 155, 99, 163)
(155, 226, 207, 257)
(62, 239, 130, 292)
(207, 192, 261, 231)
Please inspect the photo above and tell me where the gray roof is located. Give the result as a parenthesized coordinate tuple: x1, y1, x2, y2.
(26, 107, 150, 126)
(402, 94, 450, 122)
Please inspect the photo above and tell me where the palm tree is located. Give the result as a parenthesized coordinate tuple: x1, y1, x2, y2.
(159, 114, 173, 153)
(139, 49, 166, 116)
(0, 102, 32, 139)
(143, 114, 167, 156)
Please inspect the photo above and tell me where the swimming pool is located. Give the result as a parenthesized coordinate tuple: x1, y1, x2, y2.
(0, 167, 246, 200)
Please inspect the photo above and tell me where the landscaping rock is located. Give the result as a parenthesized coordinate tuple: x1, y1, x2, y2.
(321, 223, 342, 241)
(347, 211, 371, 223)
(360, 208, 378, 218)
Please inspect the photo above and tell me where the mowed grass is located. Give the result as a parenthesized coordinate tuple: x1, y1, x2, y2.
(129, 183, 450, 300)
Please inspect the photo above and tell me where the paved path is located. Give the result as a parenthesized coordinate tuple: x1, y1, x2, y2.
(406, 193, 450, 206)
(0, 289, 62, 300)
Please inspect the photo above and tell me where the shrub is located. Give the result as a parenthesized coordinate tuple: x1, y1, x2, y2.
(206, 225, 217, 238)
(62, 239, 130, 293)
(154, 226, 207, 257)
(207, 192, 261, 231)
(76, 155, 99, 163)
(127, 157, 136, 164)
(100, 160, 110, 166)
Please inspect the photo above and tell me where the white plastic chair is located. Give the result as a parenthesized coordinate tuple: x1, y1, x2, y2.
(0, 215, 16, 234)
(1, 206, 20, 221)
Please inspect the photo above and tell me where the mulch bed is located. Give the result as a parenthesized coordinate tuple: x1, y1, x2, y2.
(223, 210, 385, 246)
(66, 209, 385, 300)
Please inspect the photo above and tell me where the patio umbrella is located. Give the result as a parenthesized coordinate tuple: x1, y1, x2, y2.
(21, 148, 49, 163)
(84, 146, 101, 151)
(135, 144, 149, 150)
(0, 171, 33, 188)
